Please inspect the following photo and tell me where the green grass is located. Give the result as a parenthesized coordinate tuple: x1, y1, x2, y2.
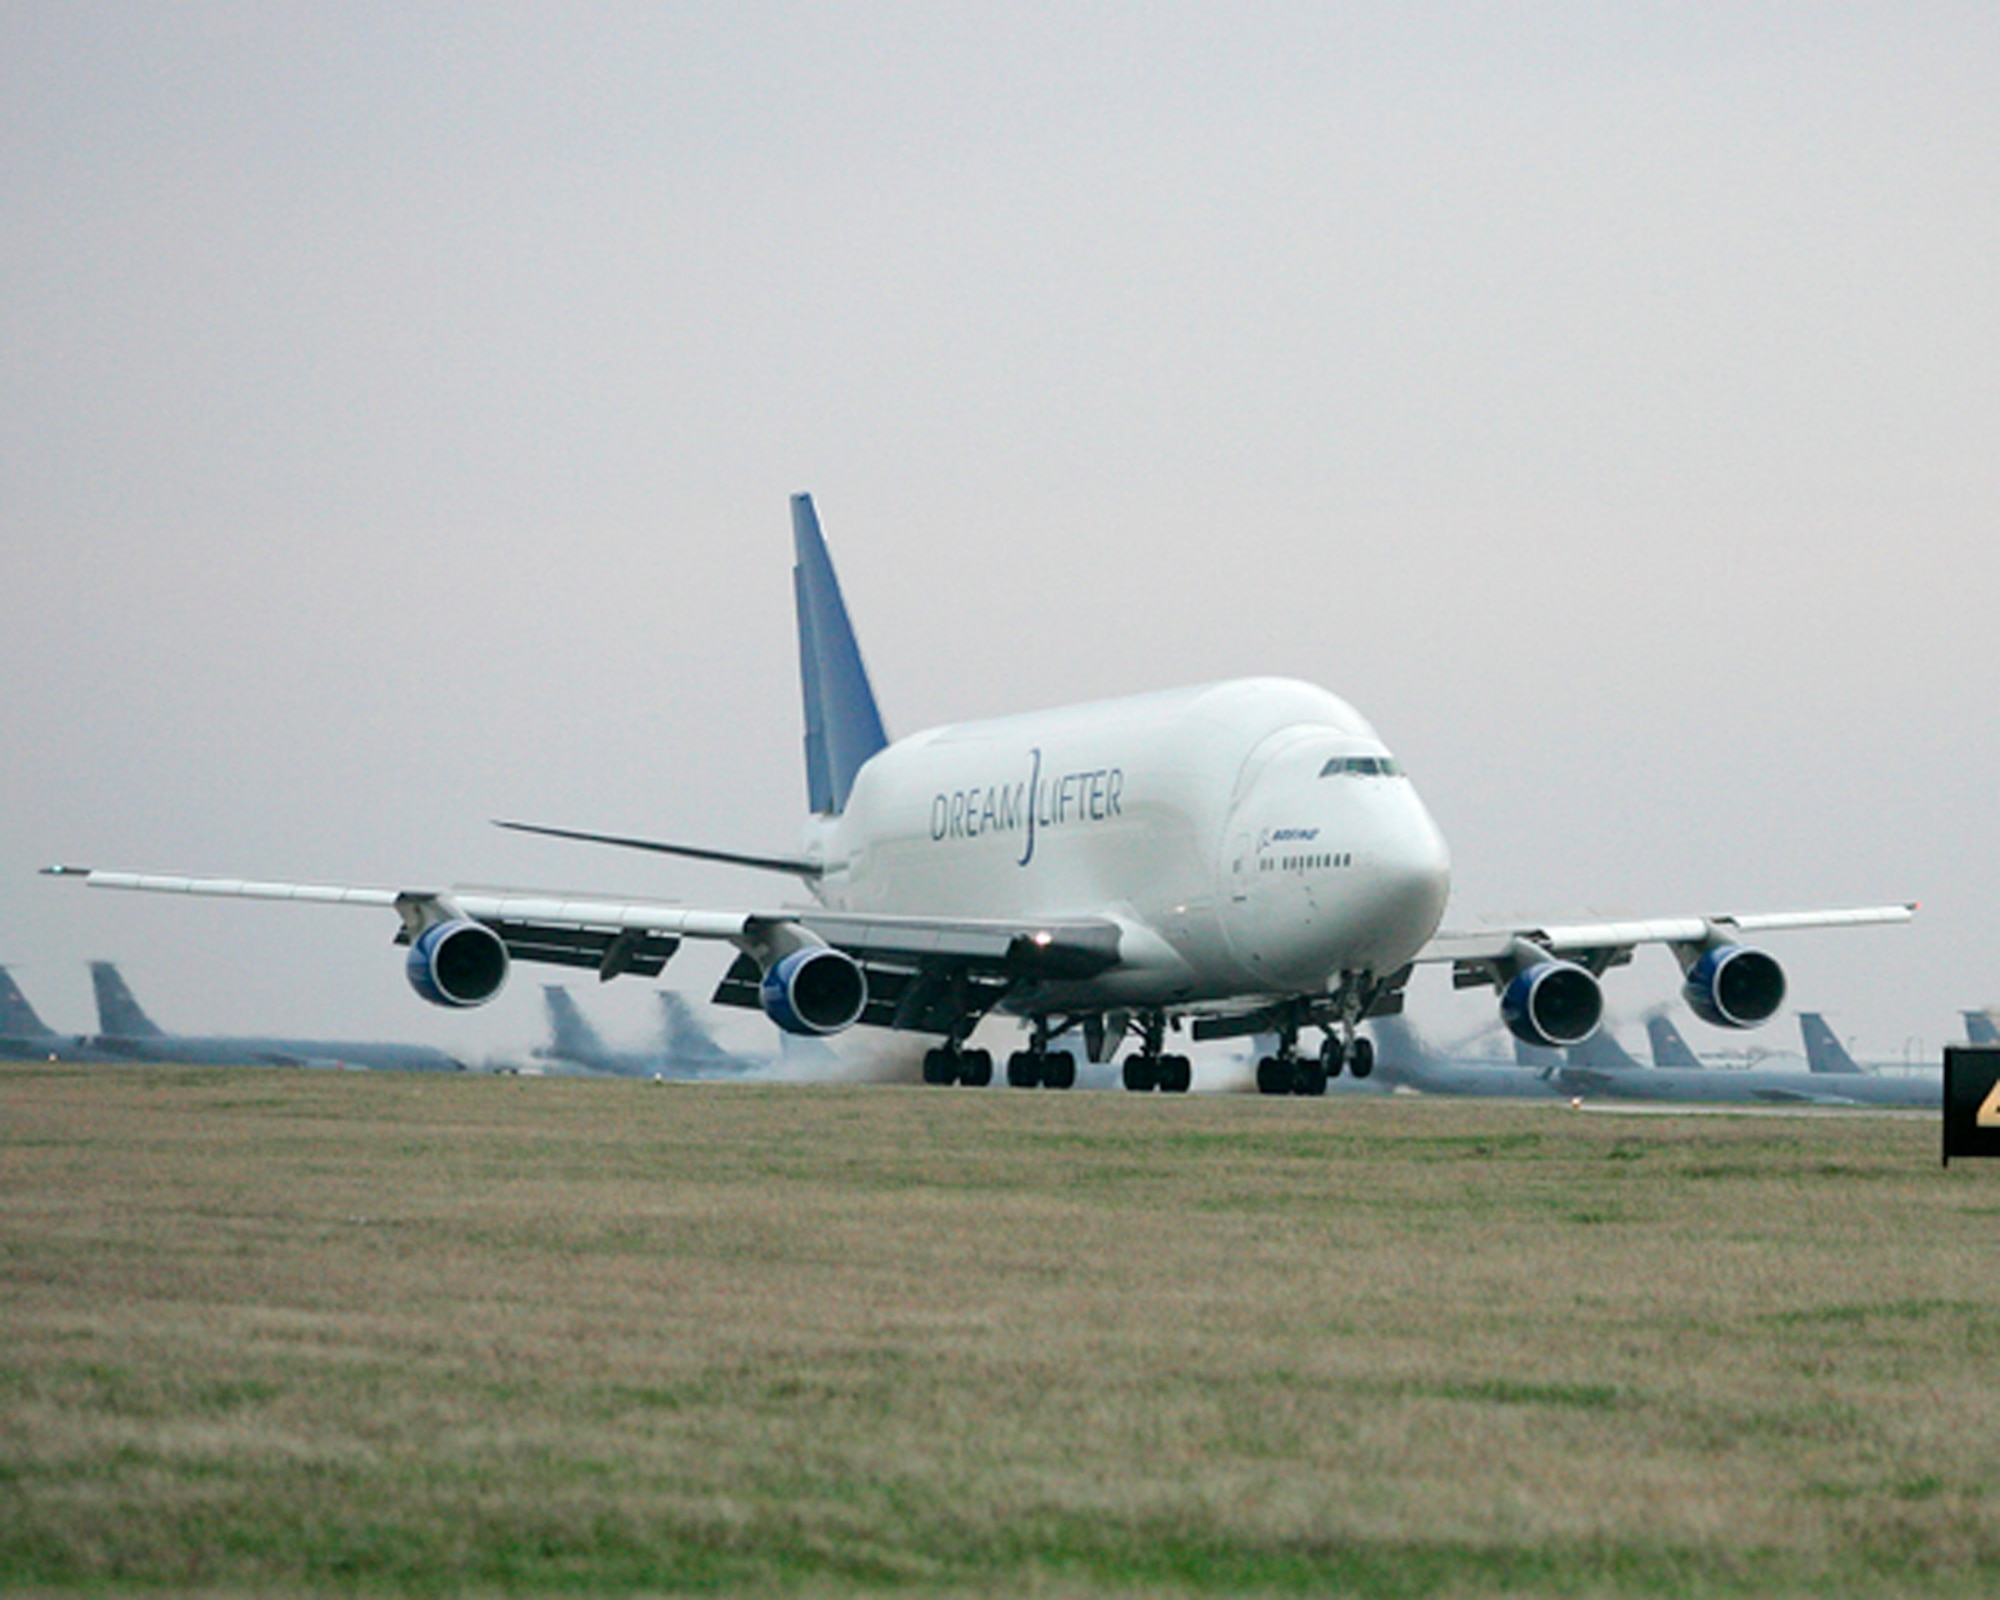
(3, 1064, 1998, 1595)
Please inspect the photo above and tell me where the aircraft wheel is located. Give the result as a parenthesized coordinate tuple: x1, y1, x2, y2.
(1349, 1037, 1375, 1080)
(1256, 1056, 1296, 1095)
(961, 1048, 993, 1087)
(1160, 1054, 1193, 1094)
(1294, 1059, 1329, 1097)
(1123, 1054, 1160, 1093)
(922, 1047, 957, 1086)
(1043, 1052, 1077, 1090)
(1007, 1050, 1041, 1088)
(1320, 1036, 1345, 1078)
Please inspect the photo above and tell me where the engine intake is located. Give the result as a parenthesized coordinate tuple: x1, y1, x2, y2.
(1501, 960, 1604, 1049)
(1682, 944, 1785, 1029)
(406, 919, 509, 1009)
(759, 946, 867, 1036)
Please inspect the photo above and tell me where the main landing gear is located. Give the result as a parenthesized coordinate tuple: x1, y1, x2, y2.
(1004, 1048, 1077, 1090)
(1005, 1015, 1077, 1088)
(922, 1018, 1078, 1089)
(1120, 1012, 1193, 1094)
(921, 1043, 993, 1086)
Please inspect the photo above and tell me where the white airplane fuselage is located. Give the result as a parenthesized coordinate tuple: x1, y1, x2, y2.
(806, 677, 1453, 1012)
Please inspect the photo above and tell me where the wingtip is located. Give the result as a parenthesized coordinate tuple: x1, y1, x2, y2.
(41, 864, 89, 878)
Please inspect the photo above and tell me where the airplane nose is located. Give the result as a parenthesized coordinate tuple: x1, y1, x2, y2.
(1369, 799, 1452, 956)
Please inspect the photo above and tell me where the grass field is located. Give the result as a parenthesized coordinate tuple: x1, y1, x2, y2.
(3, 1063, 1998, 1597)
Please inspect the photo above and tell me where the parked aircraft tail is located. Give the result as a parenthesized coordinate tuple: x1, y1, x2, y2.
(1567, 1026, 1644, 1071)
(1644, 1012, 1707, 1070)
(540, 986, 611, 1066)
(1797, 1012, 1865, 1075)
(658, 991, 744, 1072)
(1963, 1009, 2000, 1047)
(89, 962, 164, 1038)
(793, 493, 888, 815)
(0, 966, 57, 1038)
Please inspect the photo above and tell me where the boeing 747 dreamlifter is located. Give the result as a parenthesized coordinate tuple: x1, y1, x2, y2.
(47, 496, 1914, 1094)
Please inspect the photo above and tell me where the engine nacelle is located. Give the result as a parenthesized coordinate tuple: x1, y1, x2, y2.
(405, 919, 510, 1009)
(1682, 944, 1785, 1029)
(1500, 960, 1604, 1049)
(759, 946, 867, 1036)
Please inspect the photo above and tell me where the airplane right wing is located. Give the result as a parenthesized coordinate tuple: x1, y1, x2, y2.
(1414, 903, 1917, 1048)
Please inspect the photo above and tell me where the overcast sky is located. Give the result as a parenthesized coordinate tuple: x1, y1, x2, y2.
(4, 4, 1993, 1066)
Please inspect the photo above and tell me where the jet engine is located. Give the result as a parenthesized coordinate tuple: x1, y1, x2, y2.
(759, 946, 868, 1036)
(1500, 960, 1604, 1048)
(1681, 944, 1785, 1029)
(405, 919, 510, 1009)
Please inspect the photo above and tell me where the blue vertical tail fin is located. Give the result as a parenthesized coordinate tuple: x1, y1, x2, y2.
(90, 962, 163, 1038)
(1798, 1012, 1864, 1074)
(0, 967, 56, 1039)
(1568, 1026, 1643, 1071)
(658, 991, 741, 1071)
(541, 986, 609, 1066)
(1963, 1009, 2000, 1046)
(792, 495, 888, 815)
(1645, 1013, 1707, 1069)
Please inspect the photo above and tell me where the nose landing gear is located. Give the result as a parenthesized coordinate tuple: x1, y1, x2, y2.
(1253, 981, 1377, 1095)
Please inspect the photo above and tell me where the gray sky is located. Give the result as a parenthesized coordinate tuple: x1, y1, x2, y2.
(4, 3, 1994, 1064)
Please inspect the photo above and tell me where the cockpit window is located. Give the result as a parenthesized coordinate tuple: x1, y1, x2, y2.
(1319, 755, 1404, 778)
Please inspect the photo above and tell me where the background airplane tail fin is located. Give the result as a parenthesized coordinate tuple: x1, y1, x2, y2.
(1963, 1009, 2000, 1046)
(658, 991, 741, 1071)
(1567, 1026, 1643, 1071)
(1644, 1012, 1707, 1070)
(0, 966, 56, 1039)
(89, 962, 164, 1038)
(541, 986, 608, 1064)
(1798, 1012, 1865, 1074)
(792, 494, 888, 816)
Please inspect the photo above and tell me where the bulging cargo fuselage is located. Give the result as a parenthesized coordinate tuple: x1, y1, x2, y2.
(809, 677, 1453, 1011)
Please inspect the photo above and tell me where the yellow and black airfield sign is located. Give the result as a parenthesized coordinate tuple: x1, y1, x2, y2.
(1942, 1046, 2000, 1166)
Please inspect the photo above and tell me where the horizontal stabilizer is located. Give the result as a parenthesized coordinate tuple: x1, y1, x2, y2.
(494, 820, 822, 879)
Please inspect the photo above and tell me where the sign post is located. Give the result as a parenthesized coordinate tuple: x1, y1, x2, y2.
(1942, 1046, 2000, 1167)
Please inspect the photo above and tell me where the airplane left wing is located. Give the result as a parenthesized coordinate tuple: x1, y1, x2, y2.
(41, 866, 1126, 1033)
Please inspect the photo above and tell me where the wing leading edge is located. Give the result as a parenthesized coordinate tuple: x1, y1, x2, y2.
(1422, 904, 1917, 983)
(42, 867, 1123, 1017)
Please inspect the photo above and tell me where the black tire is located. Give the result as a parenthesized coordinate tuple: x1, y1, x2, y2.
(962, 1048, 993, 1087)
(1043, 1053, 1077, 1090)
(1256, 1056, 1295, 1095)
(1294, 1059, 1328, 1096)
(1123, 1055, 1160, 1093)
(1006, 1050, 1039, 1088)
(1350, 1036, 1375, 1079)
(1161, 1054, 1193, 1094)
(922, 1047, 956, 1086)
